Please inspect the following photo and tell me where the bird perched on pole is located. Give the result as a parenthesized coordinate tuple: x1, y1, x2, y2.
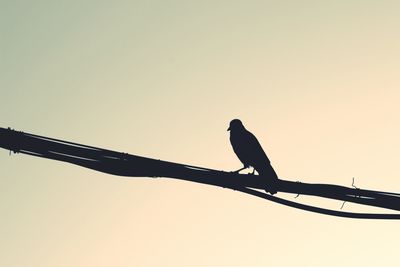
(227, 119, 278, 194)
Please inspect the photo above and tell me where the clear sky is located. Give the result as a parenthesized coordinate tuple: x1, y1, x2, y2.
(1, 1, 400, 266)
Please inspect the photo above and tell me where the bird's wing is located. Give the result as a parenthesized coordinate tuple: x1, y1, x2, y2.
(246, 131, 279, 179)
(230, 133, 251, 166)
(246, 130, 271, 165)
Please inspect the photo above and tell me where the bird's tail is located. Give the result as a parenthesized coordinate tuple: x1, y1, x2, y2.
(257, 164, 279, 195)
(257, 164, 278, 179)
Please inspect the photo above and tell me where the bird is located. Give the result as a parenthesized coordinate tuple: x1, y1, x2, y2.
(227, 119, 278, 194)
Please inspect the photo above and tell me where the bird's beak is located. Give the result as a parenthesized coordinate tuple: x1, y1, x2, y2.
(227, 127, 230, 131)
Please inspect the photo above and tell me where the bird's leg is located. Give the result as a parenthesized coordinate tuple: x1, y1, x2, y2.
(233, 166, 248, 173)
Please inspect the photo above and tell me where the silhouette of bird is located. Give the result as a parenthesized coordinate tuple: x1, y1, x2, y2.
(227, 119, 278, 194)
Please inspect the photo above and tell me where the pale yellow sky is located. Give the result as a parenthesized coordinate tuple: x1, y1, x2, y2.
(1, 1, 400, 266)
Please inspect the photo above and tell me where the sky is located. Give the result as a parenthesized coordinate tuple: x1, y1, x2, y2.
(1, 1, 400, 266)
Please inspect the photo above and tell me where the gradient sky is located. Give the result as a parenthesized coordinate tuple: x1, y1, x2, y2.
(1, 1, 400, 266)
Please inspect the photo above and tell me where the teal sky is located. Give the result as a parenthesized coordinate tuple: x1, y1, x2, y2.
(1, 1, 400, 266)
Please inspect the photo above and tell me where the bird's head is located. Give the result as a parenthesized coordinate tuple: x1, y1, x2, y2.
(227, 119, 245, 131)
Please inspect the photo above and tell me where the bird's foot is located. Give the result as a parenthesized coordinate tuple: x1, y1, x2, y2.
(232, 167, 247, 174)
